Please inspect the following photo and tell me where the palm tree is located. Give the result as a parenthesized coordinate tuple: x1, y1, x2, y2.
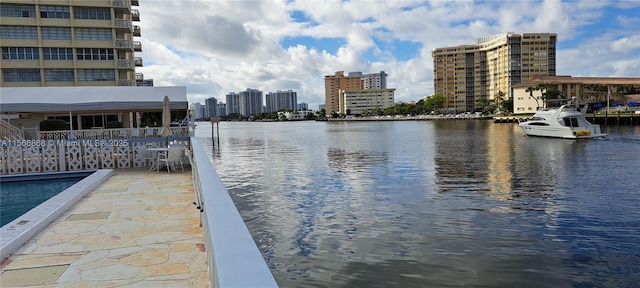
(584, 84, 608, 103)
(494, 90, 505, 107)
(525, 86, 541, 109)
(477, 98, 495, 115)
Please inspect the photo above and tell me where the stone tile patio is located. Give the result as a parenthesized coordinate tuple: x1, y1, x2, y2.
(0, 168, 209, 287)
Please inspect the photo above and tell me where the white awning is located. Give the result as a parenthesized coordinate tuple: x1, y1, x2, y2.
(0, 86, 188, 113)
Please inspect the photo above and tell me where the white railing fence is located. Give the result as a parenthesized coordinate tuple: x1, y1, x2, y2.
(22, 126, 38, 140)
(189, 137, 279, 288)
(38, 127, 189, 140)
(0, 118, 23, 140)
(0, 138, 188, 175)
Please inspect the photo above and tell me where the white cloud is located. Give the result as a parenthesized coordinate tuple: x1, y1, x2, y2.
(610, 35, 640, 53)
(136, 0, 640, 108)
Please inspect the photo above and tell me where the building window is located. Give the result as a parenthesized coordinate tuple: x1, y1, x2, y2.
(0, 3, 36, 18)
(75, 28, 112, 40)
(78, 69, 115, 81)
(0, 26, 38, 39)
(45, 69, 74, 81)
(42, 27, 72, 40)
(76, 48, 114, 60)
(2, 69, 41, 82)
(1, 47, 39, 60)
(73, 7, 111, 20)
(43, 48, 73, 60)
(40, 5, 70, 19)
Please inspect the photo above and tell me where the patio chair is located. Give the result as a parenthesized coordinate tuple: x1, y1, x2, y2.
(157, 145, 184, 173)
(119, 129, 127, 138)
(135, 145, 153, 167)
(168, 142, 188, 162)
(132, 128, 140, 137)
(146, 128, 154, 137)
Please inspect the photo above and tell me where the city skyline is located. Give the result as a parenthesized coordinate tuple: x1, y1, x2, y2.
(136, 0, 640, 108)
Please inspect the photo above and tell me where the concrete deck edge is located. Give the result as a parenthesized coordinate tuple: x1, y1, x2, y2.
(0, 169, 114, 261)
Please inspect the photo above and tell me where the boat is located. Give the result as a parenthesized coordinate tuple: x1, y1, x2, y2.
(518, 97, 606, 139)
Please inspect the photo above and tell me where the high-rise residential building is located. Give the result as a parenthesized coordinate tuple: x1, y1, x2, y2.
(362, 71, 387, 90)
(339, 88, 395, 115)
(0, 0, 145, 87)
(324, 71, 364, 115)
(432, 32, 557, 112)
(297, 102, 308, 111)
(265, 90, 297, 113)
(190, 102, 204, 120)
(216, 103, 226, 117)
(204, 97, 217, 118)
(225, 92, 240, 115)
(239, 88, 263, 116)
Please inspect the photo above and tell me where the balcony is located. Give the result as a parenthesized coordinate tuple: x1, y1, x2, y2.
(133, 25, 141, 37)
(117, 79, 136, 86)
(132, 9, 140, 21)
(115, 39, 134, 50)
(114, 19, 133, 32)
(135, 73, 144, 81)
(133, 41, 142, 52)
(116, 59, 135, 70)
(134, 57, 143, 67)
(112, 0, 131, 12)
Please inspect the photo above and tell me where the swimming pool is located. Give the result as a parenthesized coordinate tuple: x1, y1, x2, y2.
(1, 177, 86, 227)
(1, 170, 113, 261)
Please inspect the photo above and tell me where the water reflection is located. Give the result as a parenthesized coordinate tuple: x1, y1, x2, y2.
(195, 121, 640, 288)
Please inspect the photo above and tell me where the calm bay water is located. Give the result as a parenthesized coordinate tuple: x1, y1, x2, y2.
(195, 120, 640, 288)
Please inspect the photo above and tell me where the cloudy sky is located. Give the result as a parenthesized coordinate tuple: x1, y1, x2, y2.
(136, 0, 640, 109)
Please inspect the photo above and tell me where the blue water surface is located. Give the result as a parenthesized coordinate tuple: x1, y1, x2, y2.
(197, 121, 640, 288)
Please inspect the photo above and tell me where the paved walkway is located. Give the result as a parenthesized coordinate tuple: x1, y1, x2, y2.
(0, 168, 209, 287)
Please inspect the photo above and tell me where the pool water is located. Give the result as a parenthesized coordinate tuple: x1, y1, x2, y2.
(0, 177, 84, 227)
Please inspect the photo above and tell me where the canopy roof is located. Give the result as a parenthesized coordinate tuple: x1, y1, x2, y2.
(0, 86, 188, 113)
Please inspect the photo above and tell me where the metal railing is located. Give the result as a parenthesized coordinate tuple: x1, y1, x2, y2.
(117, 59, 135, 69)
(0, 118, 22, 140)
(114, 19, 133, 31)
(112, 0, 131, 9)
(117, 79, 136, 86)
(190, 137, 279, 288)
(115, 39, 133, 50)
(37, 127, 188, 141)
(22, 126, 38, 140)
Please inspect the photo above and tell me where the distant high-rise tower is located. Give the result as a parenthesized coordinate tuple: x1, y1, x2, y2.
(226, 92, 240, 115)
(204, 97, 217, 118)
(362, 71, 387, 90)
(324, 71, 364, 115)
(0, 0, 144, 86)
(190, 102, 205, 120)
(239, 88, 263, 116)
(432, 32, 557, 112)
(265, 90, 297, 113)
(216, 103, 226, 117)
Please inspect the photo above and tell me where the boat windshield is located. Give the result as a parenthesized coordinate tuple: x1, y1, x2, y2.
(532, 117, 545, 121)
(563, 117, 579, 127)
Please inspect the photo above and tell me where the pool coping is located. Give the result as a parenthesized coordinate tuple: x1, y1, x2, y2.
(0, 169, 114, 261)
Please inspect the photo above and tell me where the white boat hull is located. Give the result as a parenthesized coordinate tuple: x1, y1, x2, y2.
(519, 125, 605, 139)
(518, 98, 606, 139)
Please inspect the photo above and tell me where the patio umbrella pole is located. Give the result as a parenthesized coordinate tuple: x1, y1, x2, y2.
(160, 95, 173, 147)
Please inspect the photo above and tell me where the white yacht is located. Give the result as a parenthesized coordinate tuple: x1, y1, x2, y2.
(518, 97, 606, 139)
